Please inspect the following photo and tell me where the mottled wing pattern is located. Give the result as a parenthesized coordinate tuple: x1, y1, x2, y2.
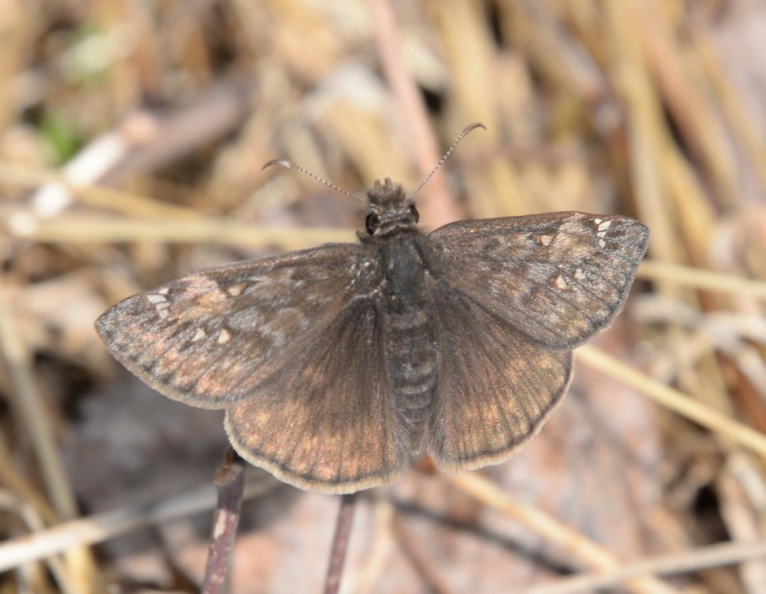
(225, 299, 409, 493)
(96, 244, 371, 408)
(427, 287, 572, 471)
(427, 212, 649, 349)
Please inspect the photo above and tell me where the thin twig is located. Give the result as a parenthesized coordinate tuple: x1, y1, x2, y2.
(20, 78, 255, 218)
(202, 448, 247, 594)
(524, 540, 766, 594)
(105, 78, 255, 182)
(324, 493, 359, 594)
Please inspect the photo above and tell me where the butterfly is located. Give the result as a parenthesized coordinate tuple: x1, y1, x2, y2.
(96, 126, 649, 494)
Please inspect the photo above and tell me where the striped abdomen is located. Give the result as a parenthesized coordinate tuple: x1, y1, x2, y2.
(382, 305, 437, 451)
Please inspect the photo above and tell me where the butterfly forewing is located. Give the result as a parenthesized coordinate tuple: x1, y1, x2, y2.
(96, 244, 372, 408)
(427, 212, 649, 350)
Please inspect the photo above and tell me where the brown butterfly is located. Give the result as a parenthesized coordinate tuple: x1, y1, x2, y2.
(96, 125, 649, 494)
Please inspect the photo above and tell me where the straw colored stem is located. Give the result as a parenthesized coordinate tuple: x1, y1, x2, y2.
(0, 293, 100, 591)
(0, 476, 278, 573)
(525, 540, 766, 594)
(576, 346, 766, 458)
(637, 260, 766, 300)
(0, 296, 77, 520)
(6, 214, 354, 248)
(446, 473, 677, 594)
(0, 492, 75, 594)
(0, 163, 202, 220)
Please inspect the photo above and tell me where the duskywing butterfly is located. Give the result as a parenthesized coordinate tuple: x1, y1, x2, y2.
(96, 124, 649, 494)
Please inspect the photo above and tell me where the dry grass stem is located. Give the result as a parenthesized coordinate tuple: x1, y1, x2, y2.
(637, 261, 766, 301)
(5, 215, 354, 248)
(446, 473, 677, 594)
(525, 540, 766, 594)
(0, 296, 78, 520)
(0, 163, 203, 220)
(0, 475, 278, 573)
(577, 346, 766, 458)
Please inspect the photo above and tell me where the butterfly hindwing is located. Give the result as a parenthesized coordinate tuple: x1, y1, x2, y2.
(427, 212, 649, 350)
(96, 244, 373, 408)
(427, 287, 572, 471)
(225, 298, 409, 493)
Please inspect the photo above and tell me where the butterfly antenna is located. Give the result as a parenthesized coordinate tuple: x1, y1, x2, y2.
(262, 159, 367, 205)
(407, 122, 487, 199)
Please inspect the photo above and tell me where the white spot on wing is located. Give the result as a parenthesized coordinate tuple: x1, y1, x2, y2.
(538, 234, 552, 246)
(599, 239, 606, 248)
(555, 275, 568, 290)
(598, 220, 612, 231)
(191, 328, 206, 342)
(217, 328, 232, 344)
(147, 293, 171, 319)
(227, 283, 246, 297)
(158, 287, 170, 295)
(575, 268, 585, 280)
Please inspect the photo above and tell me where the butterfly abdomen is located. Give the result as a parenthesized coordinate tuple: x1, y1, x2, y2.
(383, 307, 437, 448)
(378, 234, 438, 450)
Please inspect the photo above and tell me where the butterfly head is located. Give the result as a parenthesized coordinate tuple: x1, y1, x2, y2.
(264, 123, 486, 242)
(364, 178, 419, 238)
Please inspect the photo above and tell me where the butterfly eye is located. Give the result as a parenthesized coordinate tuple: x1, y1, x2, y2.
(366, 213, 380, 235)
(408, 205, 419, 223)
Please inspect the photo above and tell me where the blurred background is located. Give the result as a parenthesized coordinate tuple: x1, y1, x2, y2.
(2, 0, 766, 592)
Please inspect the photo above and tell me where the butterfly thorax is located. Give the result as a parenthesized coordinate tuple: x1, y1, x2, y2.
(376, 231, 437, 452)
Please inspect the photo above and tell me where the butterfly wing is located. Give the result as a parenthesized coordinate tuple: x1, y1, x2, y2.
(427, 212, 649, 349)
(96, 244, 376, 408)
(427, 287, 572, 472)
(98, 243, 410, 492)
(423, 211, 647, 471)
(225, 298, 410, 493)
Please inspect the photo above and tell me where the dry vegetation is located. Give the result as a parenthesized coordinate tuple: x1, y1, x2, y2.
(2, 0, 766, 592)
